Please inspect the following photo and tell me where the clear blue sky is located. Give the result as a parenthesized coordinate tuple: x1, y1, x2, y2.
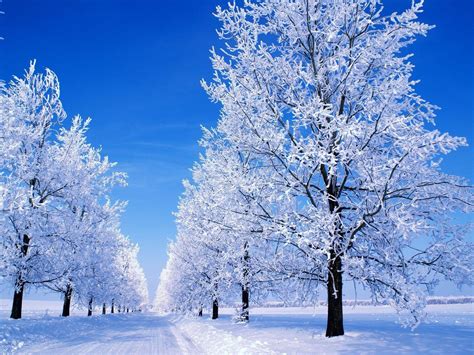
(0, 0, 472, 300)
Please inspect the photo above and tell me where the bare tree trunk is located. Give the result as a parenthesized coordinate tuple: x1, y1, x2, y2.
(323, 166, 345, 337)
(111, 299, 115, 313)
(212, 298, 218, 319)
(10, 234, 30, 319)
(241, 243, 250, 322)
(102, 303, 106, 315)
(126, 308, 129, 313)
(326, 253, 344, 337)
(198, 306, 203, 317)
(62, 284, 73, 317)
(87, 297, 93, 316)
(212, 279, 219, 319)
(241, 286, 249, 322)
(10, 279, 25, 319)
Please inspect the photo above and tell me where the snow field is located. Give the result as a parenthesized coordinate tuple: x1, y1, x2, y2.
(174, 304, 474, 354)
(1, 303, 472, 354)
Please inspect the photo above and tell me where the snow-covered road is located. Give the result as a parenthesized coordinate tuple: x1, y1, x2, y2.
(1, 313, 201, 354)
(1, 303, 473, 354)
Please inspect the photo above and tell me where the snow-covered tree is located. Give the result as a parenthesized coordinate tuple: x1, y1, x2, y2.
(0, 62, 147, 319)
(155, 240, 210, 315)
(202, 0, 474, 336)
(159, 0, 473, 338)
(41, 116, 127, 316)
(0, 62, 68, 318)
(158, 123, 318, 321)
(110, 236, 149, 313)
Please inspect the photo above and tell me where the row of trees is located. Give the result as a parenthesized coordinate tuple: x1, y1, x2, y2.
(155, 0, 473, 337)
(0, 62, 148, 319)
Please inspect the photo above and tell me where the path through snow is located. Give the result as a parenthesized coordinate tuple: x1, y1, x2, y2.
(1, 303, 473, 354)
(1, 313, 201, 354)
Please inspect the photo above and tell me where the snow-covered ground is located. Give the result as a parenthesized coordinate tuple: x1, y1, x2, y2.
(175, 304, 474, 354)
(0, 300, 200, 354)
(1, 300, 473, 354)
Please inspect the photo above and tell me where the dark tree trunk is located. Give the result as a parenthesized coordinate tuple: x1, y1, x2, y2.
(241, 286, 249, 322)
(326, 254, 344, 337)
(212, 298, 218, 319)
(10, 280, 25, 319)
(62, 284, 73, 317)
(102, 303, 106, 315)
(323, 166, 345, 338)
(111, 300, 115, 313)
(198, 306, 203, 317)
(241, 243, 250, 322)
(126, 308, 129, 313)
(87, 297, 93, 316)
(10, 234, 30, 320)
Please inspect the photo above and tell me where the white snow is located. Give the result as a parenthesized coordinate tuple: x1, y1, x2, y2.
(0, 301, 200, 354)
(1, 301, 472, 354)
(174, 304, 474, 354)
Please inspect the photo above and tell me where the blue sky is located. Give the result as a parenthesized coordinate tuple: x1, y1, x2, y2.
(0, 0, 472, 300)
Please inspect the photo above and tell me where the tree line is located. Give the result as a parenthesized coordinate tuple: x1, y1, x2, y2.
(154, 0, 473, 338)
(0, 62, 148, 319)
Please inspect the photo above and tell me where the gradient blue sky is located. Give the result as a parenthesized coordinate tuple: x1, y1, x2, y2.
(0, 0, 472, 300)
